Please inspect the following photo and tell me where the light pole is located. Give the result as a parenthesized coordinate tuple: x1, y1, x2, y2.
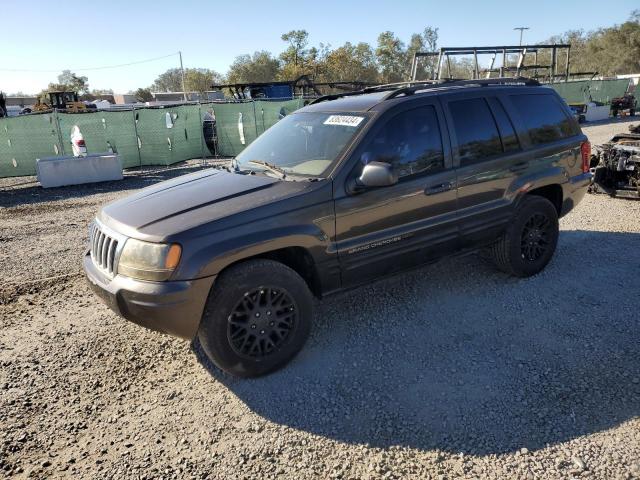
(179, 51, 187, 101)
(513, 27, 530, 46)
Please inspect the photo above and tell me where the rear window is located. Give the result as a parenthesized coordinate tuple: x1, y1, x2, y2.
(449, 98, 503, 165)
(510, 94, 578, 145)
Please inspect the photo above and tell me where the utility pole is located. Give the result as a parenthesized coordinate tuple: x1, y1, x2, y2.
(179, 51, 187, 101)
(513, 27, 530, 46)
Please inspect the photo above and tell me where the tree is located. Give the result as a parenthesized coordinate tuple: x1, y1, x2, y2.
(39, 70, 90, 100)
(322, 42, 379, 82)
(406, 27, 439, 80)
(226, 51, 281, 83)
(279, 30, 311, 79)
(447, 58, 476, 79)
(540, 30, 592, 75)
(585, 11, 640, 75)
(537, 11, 640, 78)
(134, 88, 153, 102)
(151, 68, 183, 91)
(185, 68, 223, 93)
(56, 70, 89, 94)
(375, 31, 406, 83)
(151, 68, 223, 92)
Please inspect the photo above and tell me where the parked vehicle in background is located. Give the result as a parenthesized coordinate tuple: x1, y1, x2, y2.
(84, 78, 592, 378)
(610, 94, 636, 117)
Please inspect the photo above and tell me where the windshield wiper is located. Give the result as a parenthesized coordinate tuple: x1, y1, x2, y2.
(247, 160, 287, 179)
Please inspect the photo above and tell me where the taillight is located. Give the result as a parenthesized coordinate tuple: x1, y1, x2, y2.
(75, 139, 86, 147)
(580, 141, 590, 173)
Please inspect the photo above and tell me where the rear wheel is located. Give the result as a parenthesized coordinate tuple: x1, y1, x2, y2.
(491, 195, 559, 277)
(197, 259, 313, 378)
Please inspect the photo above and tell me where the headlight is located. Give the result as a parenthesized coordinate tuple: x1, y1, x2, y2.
(118, 238, 181, 281)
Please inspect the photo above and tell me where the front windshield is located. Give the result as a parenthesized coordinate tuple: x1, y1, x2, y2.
(236, 111, 368, 177)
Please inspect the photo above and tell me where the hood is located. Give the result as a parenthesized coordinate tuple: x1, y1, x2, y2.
(99, 169, 307, 240)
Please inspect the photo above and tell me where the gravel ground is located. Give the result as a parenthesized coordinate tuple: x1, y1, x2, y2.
(1, 120, 639, 479)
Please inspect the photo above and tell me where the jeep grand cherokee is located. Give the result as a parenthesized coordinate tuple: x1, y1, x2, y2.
(84, 78, 592, 377)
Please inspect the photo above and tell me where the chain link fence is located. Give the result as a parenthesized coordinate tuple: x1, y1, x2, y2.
(0, 99, 306, 178)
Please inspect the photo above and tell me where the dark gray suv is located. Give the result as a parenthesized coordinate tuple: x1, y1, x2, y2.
(84, 78, 592, 377)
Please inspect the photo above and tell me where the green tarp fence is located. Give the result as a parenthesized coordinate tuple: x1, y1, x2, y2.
(203, 98, 305, 157)
(0, 113, 63, 177)
(208, 101, 259, 158)
(58, 110, 140, 168)
(551, 79, 632, 105)
(0, 99, 304, 178)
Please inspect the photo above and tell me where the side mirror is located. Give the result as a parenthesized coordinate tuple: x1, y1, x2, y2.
(356, 161, 398, 189)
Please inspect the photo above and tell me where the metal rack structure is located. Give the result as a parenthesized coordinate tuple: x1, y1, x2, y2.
(410, 44, 572, 83)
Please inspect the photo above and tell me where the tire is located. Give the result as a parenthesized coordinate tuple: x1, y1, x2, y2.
(197, 259, 313, 378)
(491, 195, 559, 277)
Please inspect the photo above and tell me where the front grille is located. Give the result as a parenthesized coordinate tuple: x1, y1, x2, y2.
(90, 223, 119, 275)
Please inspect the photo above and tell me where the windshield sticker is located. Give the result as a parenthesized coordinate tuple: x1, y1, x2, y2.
(323, 115, 364, 127)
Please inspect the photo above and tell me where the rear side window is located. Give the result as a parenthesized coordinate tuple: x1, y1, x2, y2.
(448, 98, 503, 165)
(489, 98, 520, 153)
(510, 94, 578, 145)
(361, 105, 444, 178)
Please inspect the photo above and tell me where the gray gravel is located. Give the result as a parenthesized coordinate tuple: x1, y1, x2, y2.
(1, 121, 639, 479)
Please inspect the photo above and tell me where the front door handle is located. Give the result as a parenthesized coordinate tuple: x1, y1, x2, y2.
(509, 162, 527, 172)
(425, 181, 454, 195)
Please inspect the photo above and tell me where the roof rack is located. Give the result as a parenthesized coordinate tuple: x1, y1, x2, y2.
(309, 77, 540, 105)
(384, 77, 540, 99)
(310, 80, 442, 105)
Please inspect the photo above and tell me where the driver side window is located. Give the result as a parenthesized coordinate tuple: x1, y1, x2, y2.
(361, 106, 444, 179)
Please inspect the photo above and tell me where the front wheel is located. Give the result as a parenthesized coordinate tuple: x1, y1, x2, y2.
(491, 196, 559, 277)
(197, 259, 313, 378)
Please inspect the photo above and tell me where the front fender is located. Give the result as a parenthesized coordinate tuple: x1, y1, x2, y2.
(175, 223, 333, 280)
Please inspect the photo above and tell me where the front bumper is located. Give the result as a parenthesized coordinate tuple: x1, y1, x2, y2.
(83, 253, 216, 340)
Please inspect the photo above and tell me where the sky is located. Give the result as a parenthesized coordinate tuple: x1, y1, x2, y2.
(1, 0, 638, 95)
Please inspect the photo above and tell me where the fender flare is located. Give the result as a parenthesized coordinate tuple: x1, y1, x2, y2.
(180, 224, 331, 280)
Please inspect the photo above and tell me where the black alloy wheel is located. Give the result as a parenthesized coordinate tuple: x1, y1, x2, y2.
(197, 259, 313, 378)
(227, 286, 297, 358)
(520, 213, 552, 262)
(490, 195, 559, 277)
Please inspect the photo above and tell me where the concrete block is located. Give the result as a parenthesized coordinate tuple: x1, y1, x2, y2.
(36, 153, 123, 188)
(584, 103, 611, 122)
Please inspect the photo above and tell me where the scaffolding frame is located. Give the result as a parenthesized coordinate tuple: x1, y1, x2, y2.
(410, 44, 572, 83)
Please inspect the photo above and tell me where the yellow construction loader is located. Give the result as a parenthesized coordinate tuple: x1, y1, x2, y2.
(31, 91, 87, 113)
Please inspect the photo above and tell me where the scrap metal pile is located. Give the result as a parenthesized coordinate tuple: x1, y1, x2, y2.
(589, 124, 640, 199)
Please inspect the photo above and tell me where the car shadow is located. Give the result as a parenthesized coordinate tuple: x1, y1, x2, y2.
(0, 161, 221, 209)
(193, 229, 640, 455)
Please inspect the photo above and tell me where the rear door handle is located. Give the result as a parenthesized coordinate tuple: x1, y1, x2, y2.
(425, 181, 454, 195)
